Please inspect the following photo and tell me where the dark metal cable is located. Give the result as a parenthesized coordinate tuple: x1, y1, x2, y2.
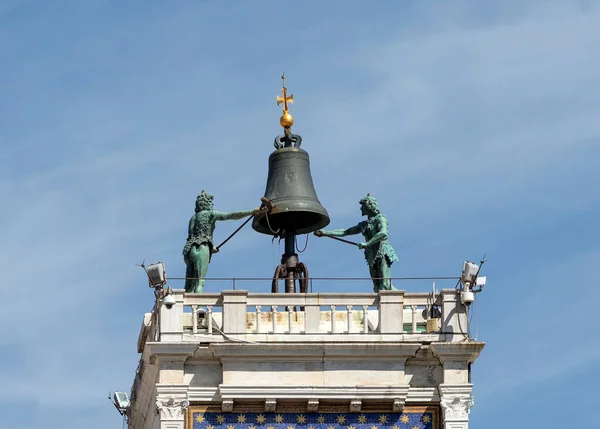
(322, 234, 359, 246)
(212, 215, 253, 254)
(168, 276, 460, 281)
(264, 210, 280, 234)
(295, 234, 309, 253)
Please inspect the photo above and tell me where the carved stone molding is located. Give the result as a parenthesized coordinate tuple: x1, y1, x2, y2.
(307, 399, 319, 412)
(440, 396, 474, 421)
(392, 399, 404, 412)
(156, 397, 190, 421)
(349, 400, 361, 413)
(265, 399, 277, 412)
(222, 400, 234, 412)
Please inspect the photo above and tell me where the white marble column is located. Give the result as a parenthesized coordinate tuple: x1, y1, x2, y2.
(439, 384, 474, 429)
(156, 397, 189, 429)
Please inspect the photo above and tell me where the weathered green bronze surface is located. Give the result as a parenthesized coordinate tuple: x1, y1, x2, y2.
(315, 194, 399, 292)
(183, 191, 260, 293)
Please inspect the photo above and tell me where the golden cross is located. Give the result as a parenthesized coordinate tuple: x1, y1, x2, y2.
(276, 73, 294, 112)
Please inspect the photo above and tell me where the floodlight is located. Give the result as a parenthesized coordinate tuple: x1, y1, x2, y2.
(109, 391, 130, 415)
(461, 261, 479, 285)
(113, 392, 130, 409)
(460, 256, 488, 300)
(147, 262, 167, 288)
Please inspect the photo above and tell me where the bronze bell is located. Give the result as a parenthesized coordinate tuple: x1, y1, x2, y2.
(253, 146, 330, 235)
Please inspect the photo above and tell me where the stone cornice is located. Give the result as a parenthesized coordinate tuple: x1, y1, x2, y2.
(439, 383, 473, 396)
(428, 342, 485, 363)
(218, 385, 410, 401)
(187, 387, 220, 402)
(156, 384, 189, 395)
(209, 343, 422, 361)
(147, 342, 199, 360)
(405, 387, 439, 403)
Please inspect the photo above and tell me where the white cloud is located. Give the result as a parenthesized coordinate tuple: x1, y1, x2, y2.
(0, 2, 599, 428)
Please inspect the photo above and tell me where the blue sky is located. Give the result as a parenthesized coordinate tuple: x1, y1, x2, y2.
(1, 1, 599, 428)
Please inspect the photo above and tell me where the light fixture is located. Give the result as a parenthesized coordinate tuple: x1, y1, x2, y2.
(461, 261, 479, 285)
(146, 262, 167, 288)
(109, 391, 130, 416)
(459, 256, 488, 306)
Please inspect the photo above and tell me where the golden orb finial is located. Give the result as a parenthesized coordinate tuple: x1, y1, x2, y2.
(276, 72, 294, 131)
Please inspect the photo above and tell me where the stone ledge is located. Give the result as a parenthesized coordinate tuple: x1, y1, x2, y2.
(429, 343, 485, 363)
(147, 342, 200, 361)
(218, 385, 411, 401)
(187, 387, 220, 402)
(181, 333, 449, 343)
(210, 343, 422, 360)
(167, 386, 441, 404)
(405, 387, 439, 402)
(439, 383, 473, 396)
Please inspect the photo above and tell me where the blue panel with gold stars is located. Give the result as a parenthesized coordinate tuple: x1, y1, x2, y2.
(190, 411, 434, 429)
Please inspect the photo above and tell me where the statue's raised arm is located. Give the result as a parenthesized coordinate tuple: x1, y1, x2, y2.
(212, 208, 260, 222)
(314, 222, 364, 238)
(182, 191, 261, 293)
(313, 194, 399, 292)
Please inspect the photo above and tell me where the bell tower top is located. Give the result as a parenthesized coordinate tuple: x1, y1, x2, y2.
(276, 73, 294, 131)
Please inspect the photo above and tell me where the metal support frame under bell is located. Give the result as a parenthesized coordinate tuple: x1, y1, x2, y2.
(271, 231, 309, 294)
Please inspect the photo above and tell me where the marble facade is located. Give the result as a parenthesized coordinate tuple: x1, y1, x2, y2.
(127, 289, 484, 429)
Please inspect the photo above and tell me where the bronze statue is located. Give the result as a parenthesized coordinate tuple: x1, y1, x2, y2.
(183, 191, 261, 293)
(315, 194, 399, 292)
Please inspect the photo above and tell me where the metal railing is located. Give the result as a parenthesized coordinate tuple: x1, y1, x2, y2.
(165, 276, 459, 293)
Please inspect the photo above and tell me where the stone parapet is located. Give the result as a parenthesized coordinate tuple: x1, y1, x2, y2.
(129, 289, 483, 429)
(144, 289, 471, 347)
